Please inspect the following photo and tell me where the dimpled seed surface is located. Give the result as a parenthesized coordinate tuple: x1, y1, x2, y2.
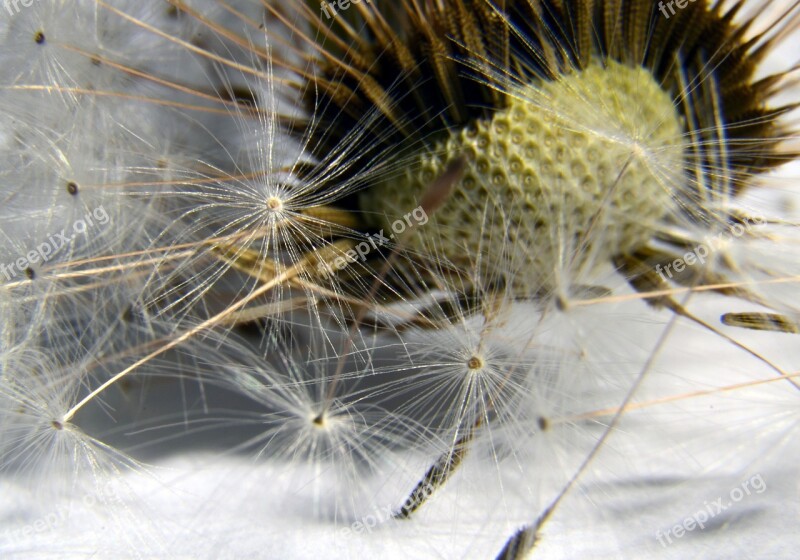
(360, 60, 685, 290)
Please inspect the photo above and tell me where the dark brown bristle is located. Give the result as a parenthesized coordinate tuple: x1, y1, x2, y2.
(217, 85, 259, 109)
(283, 0, 794, 209)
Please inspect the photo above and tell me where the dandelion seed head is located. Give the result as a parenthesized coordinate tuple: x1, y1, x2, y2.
(359, 60, 684, 291)
(466, 355, 484, 371)
(266, 194, 283, 212)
